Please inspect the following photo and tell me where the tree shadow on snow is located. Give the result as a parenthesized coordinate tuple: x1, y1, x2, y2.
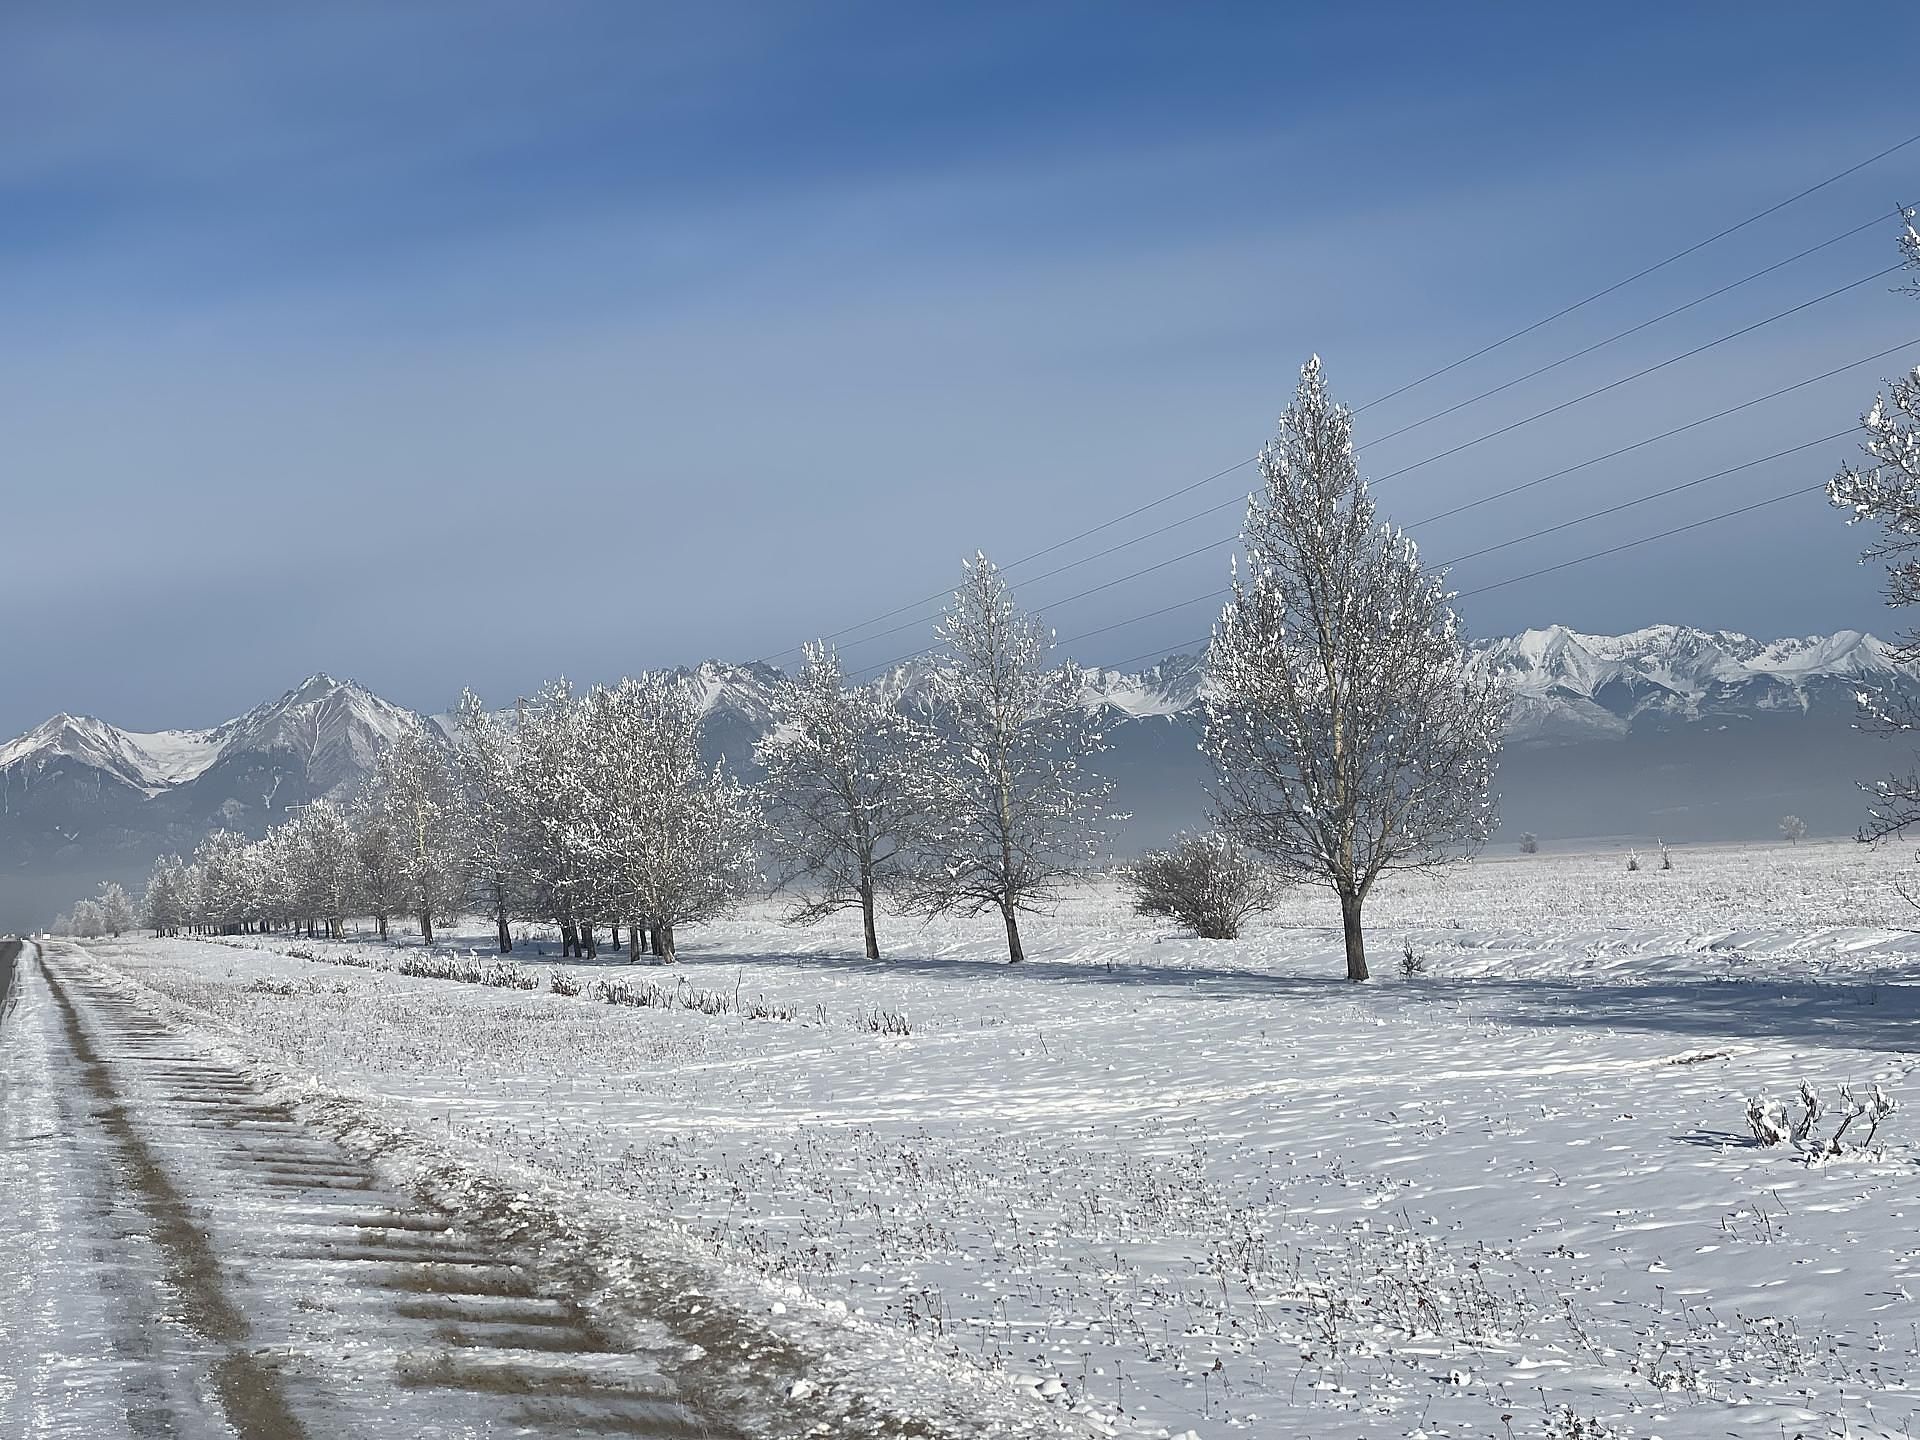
(670, 942, 1353, 1002)
(1426, 973, 1920, 1055)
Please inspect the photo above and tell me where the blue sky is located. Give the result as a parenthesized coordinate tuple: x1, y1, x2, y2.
(4, 3, 1918, 734)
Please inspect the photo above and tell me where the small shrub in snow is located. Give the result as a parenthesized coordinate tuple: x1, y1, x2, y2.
(1518, 831, 1539, 854)
(484, 963, 540, 990)
(242, 977, 298, 998)
(1399, 939, 1426, 978)
(1126, 833, 1282, 940)
(397, 952, 538, 990)
(1625, 850, 1640, 872)
(591, 974, 795, 1022)
(1659, 839, 1674, 870)
(1745, 1080, 1897, 1156)
(1544, 1406, 1619, 1440)
(595, 976, 675, 1010)
(854, 1007, 913, 1037)
(548, 971, 583, 997)
(1779, 814, 1807, 843)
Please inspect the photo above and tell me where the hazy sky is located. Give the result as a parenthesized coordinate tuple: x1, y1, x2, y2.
(5, 3, 1919, 736)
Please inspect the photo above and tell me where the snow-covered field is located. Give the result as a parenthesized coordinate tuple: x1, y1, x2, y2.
(73, 839, 1920, 1439)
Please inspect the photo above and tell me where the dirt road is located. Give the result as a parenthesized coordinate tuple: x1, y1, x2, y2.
(0, 941, 741, 1439)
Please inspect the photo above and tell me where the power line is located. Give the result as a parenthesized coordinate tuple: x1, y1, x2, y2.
(1455, 482, 1828, 599)
(759, 136, 1920, 668)
(847, 329, 1914, 677)
(1406, 334, 1920, 527)
(1095, 480, 1834, 674)
(1352, 129, 1920, 414)
(1359, 206, 1905, 453)
(749, 456, 1257, 665)
(804, 488, 1254, 662)
(805, 258, 1904, 673)
(804, 235, 1914, 668)
(1364, 261, 1902, 485)
(1062, 429, 1858, 663)
(1433, 430, 1850, 567)
(850, 532, 1242, 680)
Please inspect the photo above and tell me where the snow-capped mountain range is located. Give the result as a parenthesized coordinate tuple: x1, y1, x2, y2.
(1474, 624, 1912, 742)
(0, 675, 421, 924)
(0, 674, 417, 800)
(1, 627, 1914, 929)
(678, 625, 1918, 745)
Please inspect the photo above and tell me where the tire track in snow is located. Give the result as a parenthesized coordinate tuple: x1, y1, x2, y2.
(42, 955, 314, 1440)
(31, 946, 749, 1439)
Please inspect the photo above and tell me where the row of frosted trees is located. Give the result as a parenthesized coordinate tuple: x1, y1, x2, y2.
(118, 359, 1505, 979)
(138, 676, 757, 962)
(132, 560, 1114, 965)
(52, 882, 135, 939)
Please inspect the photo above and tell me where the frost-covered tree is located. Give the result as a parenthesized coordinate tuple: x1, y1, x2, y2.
(95, 881, 135, 937)
(1830, 212, 1920, 839)
(578, 674, 758, 963)
(508, 679, 605, 956)
(1203, 358, 1508, 981)
(368, 727, 465, 943)
(449, 690, 526, 953)
(192, 829, 259, 933)
(1127, 833, 1282, 940)
(69, 898, 106, 939)
(285, 800, 359, 938)
(143, 855, 189, 937)
(904, 555, 1113, 964)
(350, 802, 408, 940)
(1780, 814, 1808, 844)
(757, 644, 929, 959)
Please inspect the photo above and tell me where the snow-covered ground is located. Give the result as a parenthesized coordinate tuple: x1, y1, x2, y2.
(69, 839, 1920, 1439)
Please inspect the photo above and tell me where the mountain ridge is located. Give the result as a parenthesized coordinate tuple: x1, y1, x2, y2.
(6, 626, 1912, 788)
(3, 626, 1915, 930)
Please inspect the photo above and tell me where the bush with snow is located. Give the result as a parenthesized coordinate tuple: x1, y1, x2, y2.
(397, 952, 540, 990)
(1126, 832, 1281, 940)
(1544, 1404, 1620, 1439)
(1745, 1079, 1897, 1157)
(594, 974, 796, 1022)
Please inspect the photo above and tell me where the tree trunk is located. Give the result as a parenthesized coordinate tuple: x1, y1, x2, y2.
(496, 911, 511, 954)
(1002, 900, 1025, 964)
(659, 922, 676, 964)
(582, 923, 597, 959)
(420, 910, 434, 946)
(560, 921, 578, 958)
(860, 883, 880, 961)
(1339, 887, 1368, 982)
(650, 922, 663, 957)
(376, 914, 387, 940)
(608, 922, 620, 949)
(627, 923, 640, 963)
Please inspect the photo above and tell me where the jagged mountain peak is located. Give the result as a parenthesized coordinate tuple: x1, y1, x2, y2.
(0, 674, 419, 803)
(210, 676, 420, 795)
(0, 709, 221, 794)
